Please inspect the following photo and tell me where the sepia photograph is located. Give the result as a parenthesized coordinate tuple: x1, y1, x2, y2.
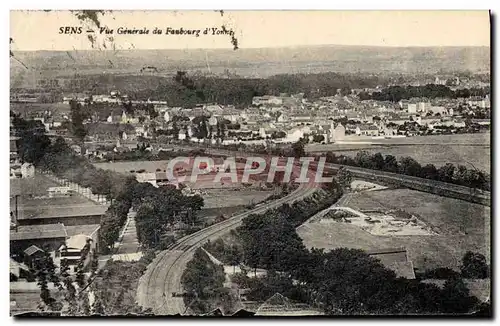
(8, 9, 491, 317)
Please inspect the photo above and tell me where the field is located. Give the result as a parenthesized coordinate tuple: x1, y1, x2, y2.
(93, 160, 173, 174)
(297, 188, 490, 271)
(202, 189, 274, 209)
(306, 133, 491, 172)
(10, 102, 71, 116)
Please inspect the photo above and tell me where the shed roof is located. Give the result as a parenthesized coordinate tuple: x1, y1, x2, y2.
(23, 245, 44, 256)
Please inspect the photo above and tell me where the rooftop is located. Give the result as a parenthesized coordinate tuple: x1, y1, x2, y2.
(23, 245, 44, 256)
(14, 204, 108, 220)
(255, 293, 324, 316)
(66, 234, 92, 250)
(11, 224, 67, 241)
(11, 224, 100, 241)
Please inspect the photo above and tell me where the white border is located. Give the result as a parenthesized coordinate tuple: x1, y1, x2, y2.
(3, 2, 498, 326)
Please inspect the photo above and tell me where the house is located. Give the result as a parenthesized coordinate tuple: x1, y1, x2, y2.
(10, 163, 22, 179)
(417, 102, 431, 113)
(23, 245, 45, 269)
(208, 115, 218, 127)
(252, 96, 283, 106)
(10, 137, 19, 163)
(453, 119, 466, 128)
(282, 127, 309, 143)
(416, 116, 442, 127)
(366, 247, 415, 279)
(255, 293, 324, 316)
(429, 106, 448, 116)
(471, 119, 491, 126)
(383, 125, 396, 136)
(10, 258, 31, 281)
(71, 145, 82, 155)
(356, 125, 379, 137)
(10, 224, 68, 253)
(163, 111, 171, 123)
(407, 103, 417, 114)
(56, 233, 96, 273)
(20, 163, 35, 178)
(333, 123, 346, 142)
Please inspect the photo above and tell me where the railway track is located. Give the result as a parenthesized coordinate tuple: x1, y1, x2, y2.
(136, 182, 316, 315)
(136, 146, 490, 315)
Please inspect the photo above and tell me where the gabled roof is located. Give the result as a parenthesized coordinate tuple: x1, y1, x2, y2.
(255, 293, 324, 316)
(23, 245, 44, 256)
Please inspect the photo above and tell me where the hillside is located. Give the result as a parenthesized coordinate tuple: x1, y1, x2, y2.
(10, 45, 490, 81)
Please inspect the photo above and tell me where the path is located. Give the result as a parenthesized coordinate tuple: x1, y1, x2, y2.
(112, 210, 142, 261)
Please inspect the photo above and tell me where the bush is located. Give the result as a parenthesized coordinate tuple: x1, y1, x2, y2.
(422, 267, 461, 280)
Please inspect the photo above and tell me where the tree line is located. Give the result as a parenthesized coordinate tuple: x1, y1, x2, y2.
(230, 188, 488, 315)
(193, 140, 490, 192)
(324, 151, 490, 191)
(128, 71, 391, 107)
(359, 84, 490, 102)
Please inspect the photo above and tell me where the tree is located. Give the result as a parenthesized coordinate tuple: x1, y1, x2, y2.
(291, 139, 306, 158)
(421, 164, 439, 180)
(441, 278, 479, 313)
(438, 163, 456, 183)
(69, 99, 88, 143)
(383, 155, 399, 173)
(398, 156, 422, 177)
(460, 251, 489, 279)
(312, 134, 325, 143)
(336, 166, 352, 190)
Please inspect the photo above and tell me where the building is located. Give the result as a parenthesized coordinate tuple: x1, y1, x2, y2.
(333, 123, 346, 142)
(14, 204, 107, 226)
(252, 96, 283, 106)
(429, 106, 448, 116)
(10, 258, 31, 281)
(23, 245, 45, 269)
(407, 103, 417, 114)
(10, 137, 20, 163)
(56, 233, 97, 273)
(11, 224, 68, 253)
(417, 102, 431, 113)
(356, 125, 380, 137)
(254, 293, 324, 316)
(20, 163, 35, 178)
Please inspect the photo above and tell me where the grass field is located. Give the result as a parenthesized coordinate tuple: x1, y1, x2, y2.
(93, 160, 172, 174)
(10, 102, 71, 115)
(306, 133, 491, 172)
(297, 188, 490, 271)
(203, 189, 274, 209)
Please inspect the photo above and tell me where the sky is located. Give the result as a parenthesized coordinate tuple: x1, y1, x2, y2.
(10, 10, 491, 51)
